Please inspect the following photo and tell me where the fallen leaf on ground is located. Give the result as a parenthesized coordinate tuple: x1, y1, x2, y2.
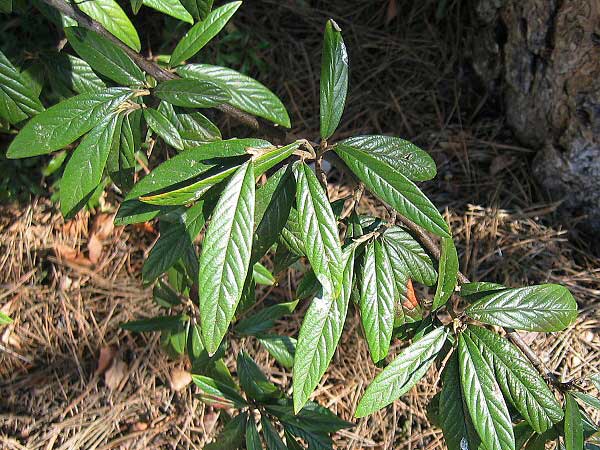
(95, 346, 117, 376)
(170, 367, 192, 391)
(105, 358, 128, 390)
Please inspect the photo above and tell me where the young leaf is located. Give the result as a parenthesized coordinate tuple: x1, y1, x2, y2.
(432, 237, 459, 310)
(142, 0, 193, 23)
(439, 352, 484, 450)
(458, 332, 515, 450)
(178, 64, 291, 127)
(121, 314, 188, 332)
(355, 327, 448, 417)
(0, 50, 44, 124)
(334, 143, 450, 237)
(234, 300, 299, 336)
(467, 326, 564, 433)
(191, 374, 248, 408)
(237, 351, 281, 401)
(180, 0, 213, 21)
(338, 135, 436, 181)
(143, 107, 184, 150)
(359, 240, 396, 364)
(65, 27, 145, 86)
(60, 112, 122, 218)
(381, 226, 437, 286)
(76, 0, 141, 51)
(169, 2, 242, 68)
(258, 334, 296, 369)
(204, 412, 247, 450)
(293, 246, 355, 413)
(253, 262, 275, 286)
(295, 161, 343, 296)
(261, 416, 287, 450)
(0, 311, 13, 325)
(7, 87, 133, 158)
(564, 393, 584, 450)
(153, 78, 230, 108)
(251, 164, 296, 263)
(320, 19, 348, 140)
(465, 284, 578, 332)
(198, 161, 255, 354)
(245, 417, 262, 450)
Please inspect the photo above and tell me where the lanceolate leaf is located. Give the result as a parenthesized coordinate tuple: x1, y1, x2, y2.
(107, 108, 140, 190)
(467, 326, 563, 433)
(259, 334, 296, 369)
(169, 2, 242, 67)
(153, 78, 230, 108)
(320, 19, 348, 140)
(0, 50, 44, 124)
(0, 311, 13, 325)
(237, 351, 281, 401)
(180, 0, 213, 20)
(50, 52, 106, 94)
(143, 107, 184, 150)
(335, 143, 450, 237)
(355, 327, 448, 417)
(60, 112, 122, 217)
(338, 135, 437, 181)
(458, 332, 515, 450)
(204, 413, 247, 450)
(178, 64, 291, 127)
(198, 161, 255, 354)
(77, 0, 141, 51)
(439, 351, 484, 450)
(359, 240, 396, 363)
(142, 0, 193, 23)
(465, 284, 578, 332)
(564, 393, 584, 450)
(251, 164, 295, 263)
(432, 237, 459, 310)
(261, 416, 287, 450)
(121, 314, 188, 332)
(8, 87, 133, 158)
(293, 246, 355, 413)
(253, 262, 275, 285)
(245, 418, 262, 450)
(234, 299, 299, 336)
(295, 161, 343, 296)
(192, 374, 247, 408)
(157, 101, 221, 149)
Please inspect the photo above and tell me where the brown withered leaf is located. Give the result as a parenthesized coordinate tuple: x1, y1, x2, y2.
(95, 345, 117, 376)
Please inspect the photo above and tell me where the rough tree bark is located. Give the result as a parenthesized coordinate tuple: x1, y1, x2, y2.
(472, 0, 600, 233)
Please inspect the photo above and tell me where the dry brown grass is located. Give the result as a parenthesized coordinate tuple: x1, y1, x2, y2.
(1, 0, 599, 448)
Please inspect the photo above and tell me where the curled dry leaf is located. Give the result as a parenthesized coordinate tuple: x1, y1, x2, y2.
(95, 345, 117, 376)
(170, 367, 192, 391)
(104, 358, 128, 390)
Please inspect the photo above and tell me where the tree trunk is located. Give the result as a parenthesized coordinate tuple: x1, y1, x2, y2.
(472, 0, 600, 233)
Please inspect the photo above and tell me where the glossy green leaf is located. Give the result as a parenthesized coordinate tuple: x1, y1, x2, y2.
(0, 311, 13, 325)
(465, 284, 578, 332)
(0, 50, 44, 124)
(178, 64, 291, 127)
(8, 87, 133, 159)
(320, 19, 348, 140)
(192, 374, 247, 408)
(65, 27, 144, 86)
(0, 0, 12, 13)
(295, 269, 320, 300)
(467, 326, 563, 433)
(245, 417, 262, 450)
(458, 332, 515, 450)
(153, 78, 230, 108)
(338, 135, 436, 181)
(158, 101, 221, 149)
(381, 226, 437, 286)
(564, 393, 584, 450)
(432, 237, 459, 310)
(204, 413, 247, 450)
(460, 282, 506, 299)
(77, 0, 140, 51)
(107, 108, 140, 190)
(161, 319, 188, 355)
(359, 240, 396, 364)
(60, 112, 122, 218)
(258, 334, 296, 369)
(269, 401, 352, 434)
(293, 246, 355, 412)
(153, 280, 181, 308)
(253, 262, 275, 285)
(335, 143, 450, 237)
(114, 138, 268, 225)
(295, 161, 343, 296)
(234, 300, 298, 336)
(261, 416, 287, 450)
(121, 314, 188, 332)
(237, 351, 281, 401)
(198, 161, 255, 354)
(439, 352, 484, 450)
(180, 0, 213, 20)
(252, 164, 295, 263)
(169, 2, 241, 67)
(130, 0, 143, 14)
(50, 52, 105, 95)
(572, 391, 600, 411)
(142, 0, 193, 23)
(355, 327, 448, 417)
(143, 107, 184, 150)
